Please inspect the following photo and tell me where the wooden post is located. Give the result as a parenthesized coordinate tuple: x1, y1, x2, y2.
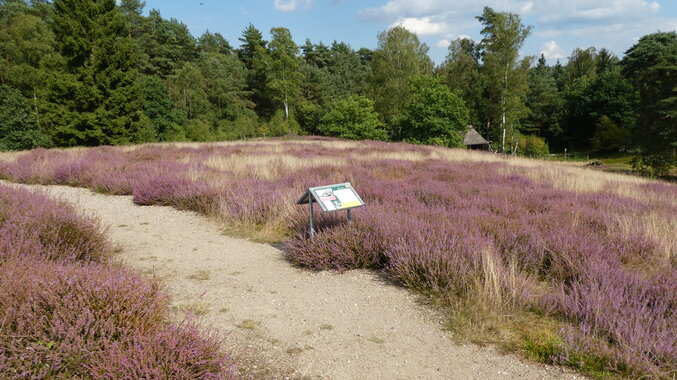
(347, 208, 352, 222)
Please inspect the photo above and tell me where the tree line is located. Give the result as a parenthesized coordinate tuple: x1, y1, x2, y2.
(1, 0, 674, 175)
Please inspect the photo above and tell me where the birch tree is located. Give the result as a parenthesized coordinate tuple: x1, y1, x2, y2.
(477, 7, 531, 153)
(266, 27, 303, 120)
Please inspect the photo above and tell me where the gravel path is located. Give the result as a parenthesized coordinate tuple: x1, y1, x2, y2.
(24, 184, 582, 380)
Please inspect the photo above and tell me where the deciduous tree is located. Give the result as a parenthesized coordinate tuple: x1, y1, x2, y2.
(398, 76, 469, 147)
(369, 26, 433, 128)
(477, 6, 532, 152)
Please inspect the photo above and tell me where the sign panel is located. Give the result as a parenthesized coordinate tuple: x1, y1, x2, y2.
(296, 182, 365, 212)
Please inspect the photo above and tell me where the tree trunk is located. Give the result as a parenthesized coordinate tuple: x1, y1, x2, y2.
(284, 95, 289, 120)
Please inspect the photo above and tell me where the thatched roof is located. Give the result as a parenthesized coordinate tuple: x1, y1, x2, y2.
(463, 127, 489, 146)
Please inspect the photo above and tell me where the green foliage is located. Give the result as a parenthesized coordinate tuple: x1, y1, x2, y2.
(523, 54, 562, 141)
(0, 8, 55, 95)
(398, 76, 469, 147)
(370, 26, 433, 126)
(591, 116, 629, 153)
(0, 85, 50, 150)
(136, 9, 198, 77)
(184, 117, 212, 141)
(198, 31, 232, 55)
(564, 47, 597, 86)
(137, 75, 186, 141)
(295, 100, 324, 134)
(48, 0, 148, 146)
(596, 48, 619, 74)
(440, 38, 482, 127)
(265, 109, 301, 137)
(477, 6, 532, 153)
(317, 95, 387, 140)
(197, 51, 252, 123)
(622, 31, 677, 176)
(561, 72, 638, 150)
(298, 40, 370, 133)
(238, 25, 271, 118)
(167, 62, 209, 120)
(517, 134, 550, 157)
(265, 27, 303, 119)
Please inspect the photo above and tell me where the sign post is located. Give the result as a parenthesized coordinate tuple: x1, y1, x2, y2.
(296, 182, 365, 241)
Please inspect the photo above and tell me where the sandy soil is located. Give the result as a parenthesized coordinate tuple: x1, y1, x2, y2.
(21, 183, 583, 380)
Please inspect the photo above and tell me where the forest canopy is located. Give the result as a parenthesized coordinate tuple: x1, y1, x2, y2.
(0, 0, 675, 175)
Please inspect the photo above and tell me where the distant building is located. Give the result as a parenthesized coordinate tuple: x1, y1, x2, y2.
(463, 127, 490, 151)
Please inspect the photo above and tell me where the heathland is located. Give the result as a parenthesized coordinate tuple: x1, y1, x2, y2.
(0, 182, 238, 378)
(1, 138, 674, 378)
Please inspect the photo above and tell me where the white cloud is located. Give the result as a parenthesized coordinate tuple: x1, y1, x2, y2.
(436, 39, 450, 48)
(360, 0, 534, 21)
(273, 0, 314, 12)
(533, 0, 660, 24)
(360, 0, 662, 24)
(540, 40, 565, 60)
(392, 17, 449, 35)
(359, 0, 673, 63)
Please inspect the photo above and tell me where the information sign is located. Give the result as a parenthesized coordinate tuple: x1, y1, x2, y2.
(296, 182, 365, 240)
(297, 183, 365, 212)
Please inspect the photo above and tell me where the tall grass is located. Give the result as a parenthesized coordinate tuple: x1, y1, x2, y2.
(1, 138, 674, 378)
(0, 184, 238, 379)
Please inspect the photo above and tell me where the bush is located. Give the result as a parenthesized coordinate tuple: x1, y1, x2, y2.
(0, 258, 236, 379)
(592, 116, 629, 153)
(517, 135, 550, 157)
(317, 95, 387, 140)
(0, 184, 109, 263)
(267, 109, 301, 137)
(398, 76, 469, 147)
(0, 184, 238, 379)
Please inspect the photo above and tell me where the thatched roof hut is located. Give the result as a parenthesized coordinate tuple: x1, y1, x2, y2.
(463, 127, 490, 150)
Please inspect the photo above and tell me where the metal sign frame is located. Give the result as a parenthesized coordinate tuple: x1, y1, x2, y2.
(296, 182, 365, 240)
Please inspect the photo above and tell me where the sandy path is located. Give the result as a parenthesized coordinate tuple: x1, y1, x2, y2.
(22, 184, 581, 380)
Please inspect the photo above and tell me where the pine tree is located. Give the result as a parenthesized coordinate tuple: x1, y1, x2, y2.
(49, 0, 149, 145)
(622, 32, 677, 175)
(524, 54, 561, 143)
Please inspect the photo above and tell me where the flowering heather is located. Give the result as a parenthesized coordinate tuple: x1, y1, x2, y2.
(1, 138, 675, 377)
(0, 184, 110, 263)
(0, 184, 238, 379)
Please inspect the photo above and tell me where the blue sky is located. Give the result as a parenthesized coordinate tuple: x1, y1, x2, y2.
(142, 0, 677, 65)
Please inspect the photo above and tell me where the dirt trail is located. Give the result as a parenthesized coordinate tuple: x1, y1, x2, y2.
(24, 184, 581, 379)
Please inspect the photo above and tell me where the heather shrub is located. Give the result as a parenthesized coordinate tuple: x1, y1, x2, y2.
(0, 183, 239, 379)
(0, 184, 109, 263)
(0, 258, 236, 379)
(1, 138, 674, 378)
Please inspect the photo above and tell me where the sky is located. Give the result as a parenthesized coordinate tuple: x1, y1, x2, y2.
(142, 0, 677, 65)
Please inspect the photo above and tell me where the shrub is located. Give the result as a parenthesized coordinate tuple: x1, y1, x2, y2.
(592, 116, 629, 153)
(1, 139, 674, 377)
(0, 184, 109, 263)
(0, 184, 238, 379)
(0, 258, 236, 379)
(317, 95, 387, 141)
(517, 135, 550, 157)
